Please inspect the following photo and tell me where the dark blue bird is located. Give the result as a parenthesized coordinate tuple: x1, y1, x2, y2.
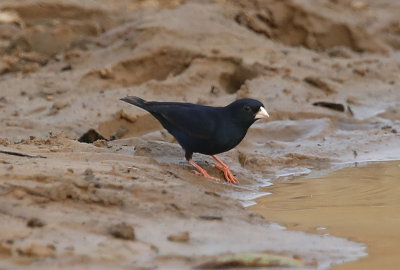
(120, 96, 269, 184)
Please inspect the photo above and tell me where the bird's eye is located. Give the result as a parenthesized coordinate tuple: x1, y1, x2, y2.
(244, 106, 251, 112)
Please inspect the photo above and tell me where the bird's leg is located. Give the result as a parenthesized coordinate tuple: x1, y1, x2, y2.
(188, 159, 220, 182)
(212, 155, 238, 184)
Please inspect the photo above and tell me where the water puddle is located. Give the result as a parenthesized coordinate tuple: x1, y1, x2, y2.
(250, 161, 400, 269)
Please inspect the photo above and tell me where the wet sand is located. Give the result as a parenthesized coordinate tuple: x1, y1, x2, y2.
(251, 161, 400, 270)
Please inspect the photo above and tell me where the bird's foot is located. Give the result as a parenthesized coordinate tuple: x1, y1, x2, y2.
(212, 155, 238, 184)
(192, 170, 220, 182)
(214, 164, 238, 184)
(188, 159, 220, 182)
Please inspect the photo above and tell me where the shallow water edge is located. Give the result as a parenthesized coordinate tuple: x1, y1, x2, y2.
(251, 161, 400, 270)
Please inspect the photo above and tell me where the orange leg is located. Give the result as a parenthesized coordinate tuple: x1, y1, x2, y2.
(212, 155, 238, 184)
(188, 159, 220, 182)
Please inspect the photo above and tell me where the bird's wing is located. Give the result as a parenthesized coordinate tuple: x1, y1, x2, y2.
(145, 102, 219, 140)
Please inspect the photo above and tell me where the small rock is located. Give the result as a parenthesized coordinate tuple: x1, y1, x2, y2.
(83, 168, 94, 176)
(78, 129, 106, 144)
(210, 85, 220, 96)
(27, 218, 45, 228)
(304, 76, 336, 94)
(167, 231, 190, 243)
(99, 68, 113, 79)
(312, 101, 345, 112)
(60, 64, 72, 71)
(93, 139, 108, 148)
(353, 68, 368, 76)
(109, 223, 135, 240)
(83, 168, 96, 182)
(0, 138, 9, 146)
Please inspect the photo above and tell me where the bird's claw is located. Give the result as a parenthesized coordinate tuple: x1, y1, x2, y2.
(215, 164, 238, 184)
(192, 170, 220, 182)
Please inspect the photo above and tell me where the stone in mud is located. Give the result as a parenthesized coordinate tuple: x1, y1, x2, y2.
(108, 223, 135, 240)
(0, 138, 9, 146)
(167, 231, 190, 243)
(304, 76, 337, 94)
(78, 129, 106, 144)
(312, 101, 345, 112)
(93, 139, 108, 148)
(99, 68, 114, 79)
(82, 168, 96, 182)
(27, 217, 46, 228)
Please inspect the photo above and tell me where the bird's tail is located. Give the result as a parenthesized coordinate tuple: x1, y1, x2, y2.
(120, 96, 147, 109)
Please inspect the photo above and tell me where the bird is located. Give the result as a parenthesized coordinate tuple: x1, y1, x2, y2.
(120, 96, 269, 184)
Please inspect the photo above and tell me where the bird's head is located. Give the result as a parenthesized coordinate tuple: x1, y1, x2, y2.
(227, 98, 269, 126)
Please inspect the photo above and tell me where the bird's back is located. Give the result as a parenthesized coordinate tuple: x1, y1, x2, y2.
(121, 96, 250, 157)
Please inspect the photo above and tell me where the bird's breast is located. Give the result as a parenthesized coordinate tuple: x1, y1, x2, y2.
(211, 124, 248, 153)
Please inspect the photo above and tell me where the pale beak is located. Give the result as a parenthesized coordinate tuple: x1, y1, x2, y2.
(255, 106, 269, 119)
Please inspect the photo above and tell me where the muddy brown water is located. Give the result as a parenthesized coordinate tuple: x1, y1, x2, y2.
(251, 161, 400, 269)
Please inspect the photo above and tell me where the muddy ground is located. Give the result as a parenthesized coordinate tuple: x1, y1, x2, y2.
(0, 0, 399, 269)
